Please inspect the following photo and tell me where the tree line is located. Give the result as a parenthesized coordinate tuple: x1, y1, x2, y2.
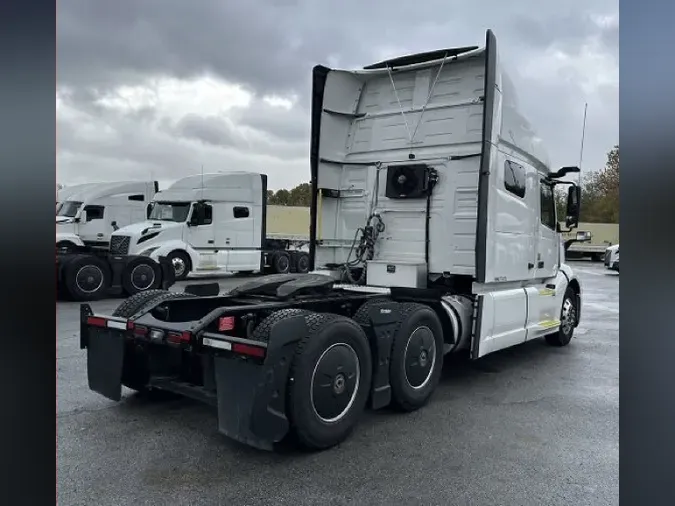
(269, 145, 619, 224)
(555, 144, 619, 223)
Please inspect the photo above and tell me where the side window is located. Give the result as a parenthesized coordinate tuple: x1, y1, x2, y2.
(504, 160, 526, 198)
(233, 206, 250, 219)
(202, 204, 213, 225)
(128, 194, 145, 202)
(84, 205, 104, 221)
(540, 181, 557, 230)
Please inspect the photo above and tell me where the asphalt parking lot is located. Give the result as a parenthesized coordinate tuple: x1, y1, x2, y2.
(57, 261, 619, 506)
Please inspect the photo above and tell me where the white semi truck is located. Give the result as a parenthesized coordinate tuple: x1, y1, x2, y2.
(56, 183, 96, 214)
(56, 181, 177, 302)
(81, 30, 584, 452)
(107, 173, 311, 280)
(56, 181, 159, 252)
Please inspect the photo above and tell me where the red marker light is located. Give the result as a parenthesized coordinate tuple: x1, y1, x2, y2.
(86, 316, 107, 328)
(232, 343, 265, 359)
(218, 316, 236, 332)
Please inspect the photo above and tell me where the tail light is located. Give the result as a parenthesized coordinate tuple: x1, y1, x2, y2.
(166, 331, 192, 344)
(86, 316, 126, 330)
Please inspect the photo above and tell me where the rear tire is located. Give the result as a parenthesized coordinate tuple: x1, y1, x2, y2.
(113, 289, 172, 318)
(387, 303, 444, 412)
(113, 289, 195, 392)
(287, 313, 372, 450)
(121, 257, 162, 296)
(545, 287, 577, 347)
(63, 254, 111, 301)
(295, 252, 310, 274)
(272, 251, 291, 274)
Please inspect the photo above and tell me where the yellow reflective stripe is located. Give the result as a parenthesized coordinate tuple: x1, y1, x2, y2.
(539, 288, 556, 296)
(538, 320, 561, 329)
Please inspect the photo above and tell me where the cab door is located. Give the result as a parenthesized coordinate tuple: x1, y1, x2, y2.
(186, 203, 218, 271)
(534, 179, 559, 280)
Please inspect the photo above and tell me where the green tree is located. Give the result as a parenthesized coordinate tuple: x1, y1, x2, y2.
(579, 144, 619, 223)
(267, 182, 312, 206)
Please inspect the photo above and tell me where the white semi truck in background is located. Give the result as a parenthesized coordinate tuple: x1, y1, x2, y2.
(56, 180, 159, 252)
(81, 30, 584, 452)
(56, 181, 177, 302)
(57, 183, 97, 214)
(108, 173, 311, 280)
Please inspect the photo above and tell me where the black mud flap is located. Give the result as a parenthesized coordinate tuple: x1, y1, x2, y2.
(158, 256, 176, 289)
(86, 328, 126, 402)
(213, 314, 308, 451)
(362, 302, 402, 410)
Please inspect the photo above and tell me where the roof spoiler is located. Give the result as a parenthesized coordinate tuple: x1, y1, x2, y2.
(363, 45, 479, 70)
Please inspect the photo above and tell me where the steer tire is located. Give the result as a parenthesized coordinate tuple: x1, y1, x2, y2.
(167, 250, 191, 281)
(287, 313, 372, 451)
(545, 287, 577, 347)
(63, 254, 111, 301)
(121, 257, 163, 296)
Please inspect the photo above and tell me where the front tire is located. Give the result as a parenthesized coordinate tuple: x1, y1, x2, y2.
(167, 250, 191, 281)
(545, 286, 577, 347)
(287, 313, 372, 450)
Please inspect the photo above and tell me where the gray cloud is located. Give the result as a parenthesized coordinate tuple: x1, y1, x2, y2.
(57, 0, 618, 188)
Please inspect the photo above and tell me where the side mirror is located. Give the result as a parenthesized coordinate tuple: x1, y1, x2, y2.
(565, 185, 581, 228)
(79, 210, 88, 223)
(146, 203, 153, 219)
(111, 221, 119, 231)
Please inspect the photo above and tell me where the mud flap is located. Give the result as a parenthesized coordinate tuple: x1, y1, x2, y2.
(158, 256, 176, 289)
(213, 315, 308, 451)
(86, 329, 125, 401)
(361, 302, 402, 410)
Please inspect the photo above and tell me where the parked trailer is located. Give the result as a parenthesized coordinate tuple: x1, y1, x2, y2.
(563, 222, 619, 261)
(81, 30, 584, 452)
(107, 172, 311, 281)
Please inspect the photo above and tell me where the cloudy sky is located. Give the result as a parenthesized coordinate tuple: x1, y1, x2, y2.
(56, 0, 619, 191)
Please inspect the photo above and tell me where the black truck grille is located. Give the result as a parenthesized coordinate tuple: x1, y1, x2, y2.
(110, 235, 131, 255)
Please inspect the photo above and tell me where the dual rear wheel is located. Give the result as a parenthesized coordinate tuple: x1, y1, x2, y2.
(255, 300, 444, 450)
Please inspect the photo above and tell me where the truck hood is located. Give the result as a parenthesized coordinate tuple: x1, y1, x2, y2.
(112, 220, 183, 241)
(56, 216, 73, 224)
(114, 220, 179, 235)
(605, 243, 619, 253)
(56, 222, 77, 235)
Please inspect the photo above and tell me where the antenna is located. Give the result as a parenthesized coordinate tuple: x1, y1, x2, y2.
(578, 102, 588, 185)
(200, 164, 204, 200)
